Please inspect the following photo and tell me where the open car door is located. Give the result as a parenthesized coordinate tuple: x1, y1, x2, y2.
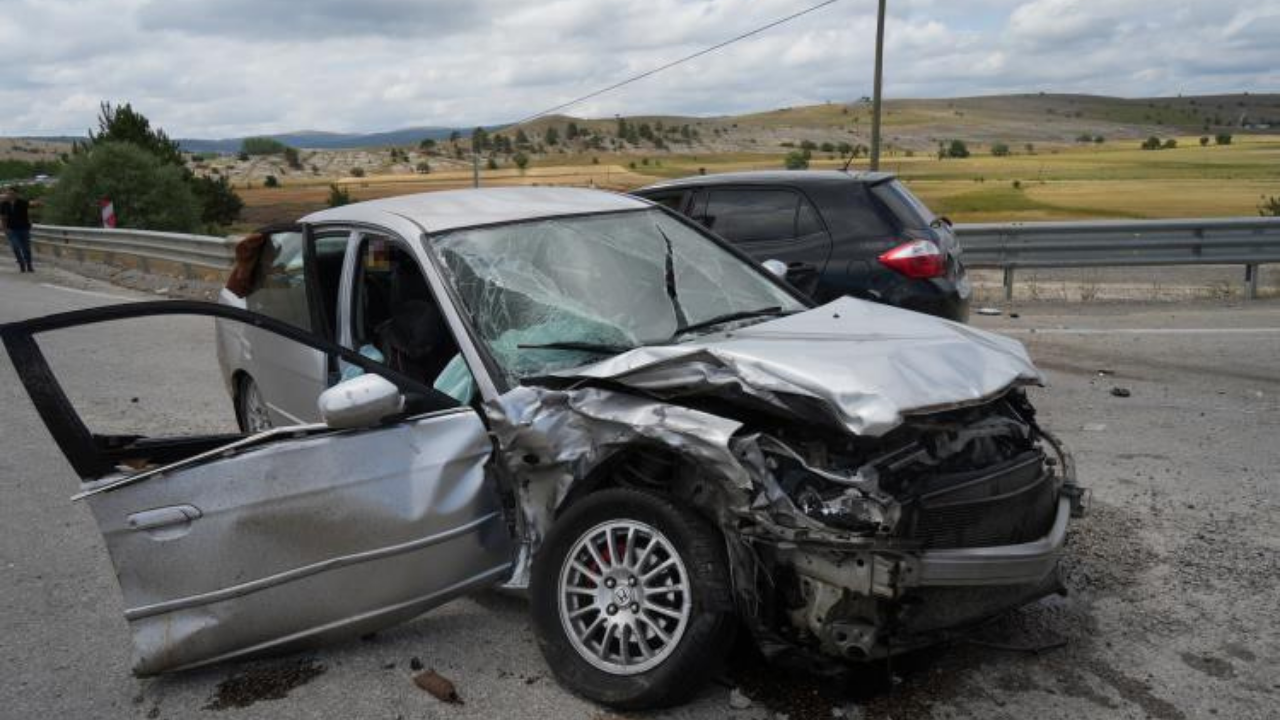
(0, 300, 512, 675)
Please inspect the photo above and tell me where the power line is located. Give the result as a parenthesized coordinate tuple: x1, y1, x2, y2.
(502, 0, 842, 130)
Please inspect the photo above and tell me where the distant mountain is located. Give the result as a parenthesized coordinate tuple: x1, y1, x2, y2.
(174, 126, 482, 153)
(13, 92, 1279, 155)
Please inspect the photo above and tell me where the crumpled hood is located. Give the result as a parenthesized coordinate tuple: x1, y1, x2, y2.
(542, 296, 1042, 437)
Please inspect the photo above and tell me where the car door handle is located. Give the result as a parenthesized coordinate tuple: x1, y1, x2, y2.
(127, 505, 202, 531)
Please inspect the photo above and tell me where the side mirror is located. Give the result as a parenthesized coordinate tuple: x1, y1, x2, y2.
(317, 374, 404, 429)
(762, 259, 788, 279)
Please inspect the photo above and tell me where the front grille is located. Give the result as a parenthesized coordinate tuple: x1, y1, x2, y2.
(900, 451, 1057, 549)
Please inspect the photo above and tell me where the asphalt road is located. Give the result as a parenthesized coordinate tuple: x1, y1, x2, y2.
(1, 265, 1278, 720)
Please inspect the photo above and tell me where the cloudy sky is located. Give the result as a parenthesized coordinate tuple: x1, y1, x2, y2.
(1, 0, 1276, 138)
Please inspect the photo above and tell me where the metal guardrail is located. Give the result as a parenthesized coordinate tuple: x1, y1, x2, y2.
(955, 217, 1280, 300)
(29, 216, 1280, 297)
(32, 225, 237, 280)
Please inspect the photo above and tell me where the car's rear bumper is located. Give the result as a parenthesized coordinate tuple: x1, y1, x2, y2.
(894, 274, 971, 322)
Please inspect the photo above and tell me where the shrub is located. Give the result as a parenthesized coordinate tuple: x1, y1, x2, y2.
(263, 175, 279, 188)
(991, 142, 1011, 157)
(1215, 133, 1233, 145)
(241, 137, 288, 156)
(784, 150, 810, 170)
(513, 152, 529, 171)
(350, 167, 365, 178)
(1012, 179, 1022, 190)
(1093, 135, 1105, 144)
(820, 142, 835, 153)
(1260, 196, 1280, 217)
(1141, 136, 1163, 150)
(946, 139, 970, 158)
(1200, 136, 1211, 146)
(1162, 138, 1177, 149)
(82, 101, 241, 228)
(283, 146, 302, 170)
(416, 161, 431, 174)
(190, 173, 242, 227)
(45, 141, 202, 232)
(327, 184, 351, 207)
(486, 157, 498, 170)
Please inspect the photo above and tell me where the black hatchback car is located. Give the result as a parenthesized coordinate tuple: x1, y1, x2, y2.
(634, 170, 971, 321)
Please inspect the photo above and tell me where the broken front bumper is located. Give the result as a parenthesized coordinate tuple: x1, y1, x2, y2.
(912, 495, 1072, 587)
(773, 491, 1078, 661)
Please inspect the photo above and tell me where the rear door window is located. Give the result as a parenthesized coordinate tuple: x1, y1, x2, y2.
(247, 230, 312, 330)
(796, 197, 826, 237)
(701, 189, 800, 244)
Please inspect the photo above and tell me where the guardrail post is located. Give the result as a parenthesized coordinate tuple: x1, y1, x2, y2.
(1245, 264, 1258, 300)
(1003, 267, 1015, 302)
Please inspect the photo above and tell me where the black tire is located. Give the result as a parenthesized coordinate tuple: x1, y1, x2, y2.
(234, 375, 272, 434)
(530, 487, 737, 709)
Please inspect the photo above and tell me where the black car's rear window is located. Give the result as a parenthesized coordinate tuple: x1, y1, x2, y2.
(871, 180, 937, 229)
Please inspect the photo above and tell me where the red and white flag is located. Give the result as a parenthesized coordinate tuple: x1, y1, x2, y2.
(100, 198, 116, 228)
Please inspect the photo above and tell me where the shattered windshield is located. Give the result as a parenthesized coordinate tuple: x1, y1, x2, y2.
(430, 209, 805, 382)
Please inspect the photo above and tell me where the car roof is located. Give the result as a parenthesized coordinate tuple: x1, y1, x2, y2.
(302, 186, 652, 233)
(636, 169, 896, 193)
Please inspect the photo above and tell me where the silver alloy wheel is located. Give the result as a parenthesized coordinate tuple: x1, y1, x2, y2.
(241, 378, 273, 433)
(557, 519, 692, 675)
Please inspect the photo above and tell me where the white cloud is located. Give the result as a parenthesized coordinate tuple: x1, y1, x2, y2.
(0, 0, 1274, 137)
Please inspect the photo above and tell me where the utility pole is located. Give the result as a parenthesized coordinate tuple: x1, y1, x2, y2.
(869, 0, 886, 171)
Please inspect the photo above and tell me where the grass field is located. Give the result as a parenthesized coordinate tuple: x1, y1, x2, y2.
(237, 133, 1280, 228)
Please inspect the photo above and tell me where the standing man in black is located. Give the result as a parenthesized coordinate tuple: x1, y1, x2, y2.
(0, 186, 36, 272)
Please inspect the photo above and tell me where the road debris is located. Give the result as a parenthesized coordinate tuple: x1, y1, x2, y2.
(414, 669, 463, 704)
(729, 687, 754, 709)
(975, 307, 1002, 316)
(409, 656, 424, 671)
(1111, 387, 1132, 398)
(204, 659, 327, 710)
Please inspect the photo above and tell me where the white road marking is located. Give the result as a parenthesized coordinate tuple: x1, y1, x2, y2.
(38, 283, 137, 302)
(1000, 327, 1280, 336)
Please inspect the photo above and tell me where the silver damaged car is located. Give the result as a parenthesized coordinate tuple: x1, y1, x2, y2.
(0, 187, 1084, 709)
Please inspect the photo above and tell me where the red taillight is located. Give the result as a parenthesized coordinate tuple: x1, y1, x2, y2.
(878, 239, 946, 279)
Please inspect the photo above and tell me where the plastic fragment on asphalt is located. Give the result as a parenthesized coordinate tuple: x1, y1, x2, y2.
(976, 307, 1002, 316)
(1082, 423, 1108, 432)
(1111, 387, 1132, 398)
(414, 669, 463, 704)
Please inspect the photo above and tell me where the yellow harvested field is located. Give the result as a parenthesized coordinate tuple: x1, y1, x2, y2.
(237, 134, 1280, 227)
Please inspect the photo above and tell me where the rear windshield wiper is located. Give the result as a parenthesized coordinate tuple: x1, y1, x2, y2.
(517, 341, 637, 355)
(673, 306, 786, 338)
